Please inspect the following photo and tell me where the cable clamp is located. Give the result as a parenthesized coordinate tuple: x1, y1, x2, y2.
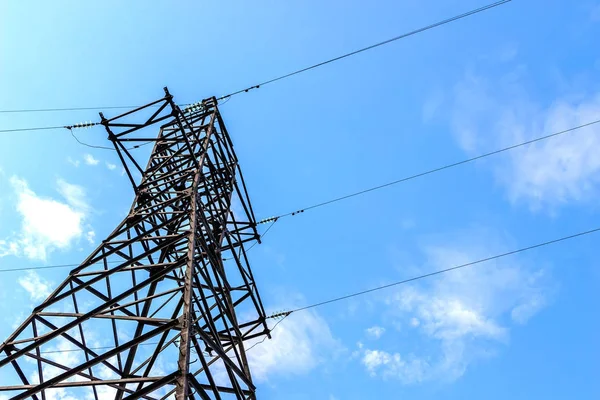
(258, 216, 279, 224)
(268, 310, 291, 320)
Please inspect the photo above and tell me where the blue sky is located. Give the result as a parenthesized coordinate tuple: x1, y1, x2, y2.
(1, 0, 600, 399)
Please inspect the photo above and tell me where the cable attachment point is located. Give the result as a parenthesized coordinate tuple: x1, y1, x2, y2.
(258, 216, 279, 224)
(268, 310, 291, 320)
(65, 121, 97, 130)
(183, 101, 204, 114)
(243, 85, 260, 93)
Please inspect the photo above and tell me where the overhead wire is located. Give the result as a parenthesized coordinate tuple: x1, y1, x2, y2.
(1, 224, 598, 358)
(222, 219, 278, 261)
(243, 218, 279, 254)
(0, 105, 144, 114)
(217, 0, 511, 101)
(258, 118, 600, 224)
(0, 0, 510, 156)
(0, 260, 122, 273)
(69, 128, 114, 151)
(0, 0, 510, 116)
(0, 220, 277, 273)
(244, 223, 600, 342)
(2, 117, 600, 273)
(282, 225, 600, 314)
(4, 227, 600, 318)
(0, 313, 288, 359)
(66, 222, 595, 354)
(0, 126, 65, 134)
(245, 315, 289, 352)
(0, 122, 151, 151)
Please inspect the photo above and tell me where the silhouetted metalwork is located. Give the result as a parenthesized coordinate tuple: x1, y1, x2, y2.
(0, 89, 270, 399)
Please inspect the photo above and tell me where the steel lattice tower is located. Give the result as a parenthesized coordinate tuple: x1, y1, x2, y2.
(0, 89, 271, 399)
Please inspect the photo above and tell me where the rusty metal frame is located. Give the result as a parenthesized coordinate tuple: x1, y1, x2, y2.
(0, 89, 270, 399)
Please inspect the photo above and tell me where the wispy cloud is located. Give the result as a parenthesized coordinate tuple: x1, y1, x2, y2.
(105, 161, 117, 171)
(362, 349, 429, 383)
(246, 309, 341, 382)
(85, 230, 96, 245)
(358, 228, 551, 384)
(83, 154, 99, 166)
(365, 326, 386, 340)
(0, 177, 92, 260)
(18, 271, 52, 301)
(67, 157, 80, 167)
(57, 179, 90, 213)
(450, 68, 600, 209)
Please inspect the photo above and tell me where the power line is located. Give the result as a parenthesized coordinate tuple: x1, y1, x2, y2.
(7, 225, 600, 318)
(246, 315, 289, 352)
(69, 129, 114, 151)
(285, 225, 600, 314)
(0, 222, 277, 273)
(243, 219, 279, 254)
(0, 261, 122, 274)
(0, 0, 510, 116)
(0, 314, 287, 359)
(0, 126, 65, 134)
(0, 123, 154, 151)
(0, 105, 143, 114)
(259, 118, 600, 224)
(2, 219, 598, 356)
(217, 0, 511, 100)
(3, 118, 600, 273)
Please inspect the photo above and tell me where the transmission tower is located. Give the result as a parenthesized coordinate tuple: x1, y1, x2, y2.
(0, 89, 271, 399)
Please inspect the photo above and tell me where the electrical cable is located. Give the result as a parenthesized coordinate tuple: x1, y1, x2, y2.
(258, 118, 600, 224)
(0, 314, 288, 359)
(216, 0, 511, 100)
(0, 105, 143, 114)
(246, 219, 278, 253)
(0, 221, 277, 273)
(0, 120, 154, 151)
(3, 118, 600, 273)
(221, 219, 278, 261)
(245, 315, 289, 352)
(69, 128, 114, 151)
(0, 0, 510, 115)
(0, 126, 65, 134)
(283, 225, 600, 314)
(0, 261, 121, 274)
(17, 222, 585, 357)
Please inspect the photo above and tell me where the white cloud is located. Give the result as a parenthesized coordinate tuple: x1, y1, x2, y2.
(362, 349, 429, 384)
(246, 310, 340, 382)
(83, 154, 99, 166)
(85, 230, 96, 245)
(0, 239, 19, 257)
(67, 157, 80, 167)
(365, 326, 386, 339)
(26, 337, 84, 400)
(0, 177, 91, 260)
(56, 179, 90, 213)
(105, 162, 117, 170)
(360, 229, 550, 384)
(450, 69, 600, 209)
(18, 271, 52, 301)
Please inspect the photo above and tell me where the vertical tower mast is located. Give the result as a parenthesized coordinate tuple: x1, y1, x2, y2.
(0, 88, 270, 399)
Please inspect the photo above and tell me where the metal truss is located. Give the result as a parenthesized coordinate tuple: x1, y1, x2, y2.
(0, 88, 270, 400)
